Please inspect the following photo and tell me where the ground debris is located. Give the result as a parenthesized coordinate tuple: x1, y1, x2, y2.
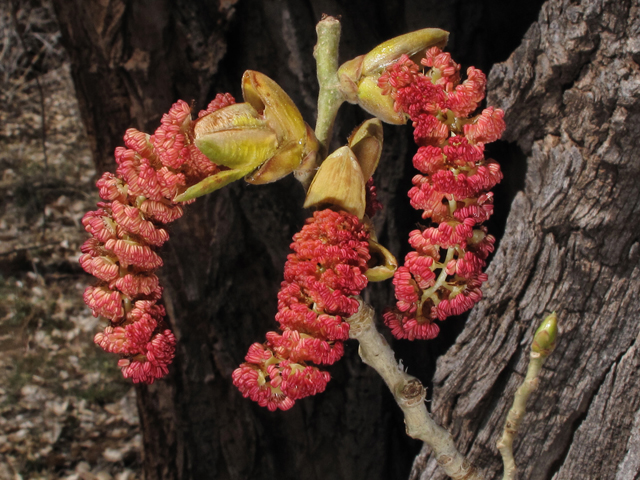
(0, 1, 142, 478)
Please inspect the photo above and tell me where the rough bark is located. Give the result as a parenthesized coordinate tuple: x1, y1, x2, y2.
(50, 0, 236, 174)
(51, 0, 549, 479)
(411, 0, 640, 479)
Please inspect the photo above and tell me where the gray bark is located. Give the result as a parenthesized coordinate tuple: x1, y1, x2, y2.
(411, 0, 640, 479)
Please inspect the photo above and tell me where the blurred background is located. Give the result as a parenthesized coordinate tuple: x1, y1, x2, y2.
(1, 1, 141, 478)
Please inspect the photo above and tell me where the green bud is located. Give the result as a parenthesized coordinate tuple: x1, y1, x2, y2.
(361, 28, 449, 75)
(242, 71, 314, 184)
(531, 312, 558, 356)
(337, 28, 449, 125)
(192, 71, 318, 195)
(194, 102, 278, 170)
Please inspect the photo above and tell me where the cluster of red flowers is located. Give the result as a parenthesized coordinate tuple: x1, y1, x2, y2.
(81, 93, 235, 383)
(378, 47, 506, 341)
(232, 209, 370, 411)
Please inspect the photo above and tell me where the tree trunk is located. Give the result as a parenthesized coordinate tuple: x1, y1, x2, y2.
(411, 0, 640, 479)
(50, 0, 632, 478)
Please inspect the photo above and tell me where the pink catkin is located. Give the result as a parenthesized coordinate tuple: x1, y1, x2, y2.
(380, 47, 505, 340)
(233, 209, 370, 411)
(81, 96, 236, 383)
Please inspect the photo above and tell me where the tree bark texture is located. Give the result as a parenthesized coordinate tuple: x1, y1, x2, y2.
(49, 0, 564, 479)
(411, 0, 640, 479)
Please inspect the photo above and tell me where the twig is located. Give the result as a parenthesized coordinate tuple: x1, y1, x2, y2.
(304, 15, 345, 178)
(347, 299, 483, 480)
(497, 313, 558, 480)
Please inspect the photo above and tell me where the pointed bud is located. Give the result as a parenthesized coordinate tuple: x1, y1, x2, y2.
(303, 146, 366, 219)
(242, 71, 313, 184)
(531, 312, 558, 356)
(361, 28, 449, 76)
(192, 72, 318, 194)
(348, 118, 383, 180)
(194, 102, 278, 170)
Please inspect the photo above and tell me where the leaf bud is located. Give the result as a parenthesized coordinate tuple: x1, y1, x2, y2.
(531, 312, 558, 356)
(242, 71, 315, 184)
(303, 146, 366, 219)
(189, 72, 318, 199)
(194, 102, 278, 170)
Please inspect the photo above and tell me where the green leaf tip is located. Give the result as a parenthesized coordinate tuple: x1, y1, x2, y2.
(173, 168, 250, 203)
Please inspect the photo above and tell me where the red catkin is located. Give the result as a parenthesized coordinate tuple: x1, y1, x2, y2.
(232, 209, 370, 411)
(81, 95, 236, 383)
(379, 47, 505, 340)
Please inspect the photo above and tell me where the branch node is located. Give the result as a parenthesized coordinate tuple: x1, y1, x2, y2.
(398, 378, 426, 407)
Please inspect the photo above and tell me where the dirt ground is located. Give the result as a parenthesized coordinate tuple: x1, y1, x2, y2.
(1, 2, 143, 479)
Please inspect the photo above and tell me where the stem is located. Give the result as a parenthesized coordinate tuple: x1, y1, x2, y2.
(313, 17, 345, 160)
(421, 247, 455, 300)
(497, 314, 557, 480)
(347, 299, 483, 480)
(496, 353, 545, 480)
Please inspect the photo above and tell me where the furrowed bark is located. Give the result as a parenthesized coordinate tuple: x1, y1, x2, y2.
(411, 1, 640, 479)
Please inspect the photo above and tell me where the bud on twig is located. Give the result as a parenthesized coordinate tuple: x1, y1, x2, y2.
(531, 312, 557, 356)
(337, 28, 449, 124)
(177, 71, 319, 201)
(304, 146, 367, 219)
(497, 313, 560, 480)
(304, 118, 387, 220)
(193, 102, 278, 169)
(241, 71, 318, 184)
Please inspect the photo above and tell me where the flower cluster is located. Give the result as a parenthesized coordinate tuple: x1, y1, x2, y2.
(232, 209, 370, 410)
(81, 94, 235, 383)
(379, 47, 506, 340)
